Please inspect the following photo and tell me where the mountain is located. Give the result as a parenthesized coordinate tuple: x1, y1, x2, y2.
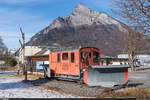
(27, 4, 130, 56)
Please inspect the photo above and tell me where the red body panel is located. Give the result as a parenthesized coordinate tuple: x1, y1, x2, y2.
(83, 68, 88, 85)
(124, 67, 128, 82)
(49, 50, 80, 76)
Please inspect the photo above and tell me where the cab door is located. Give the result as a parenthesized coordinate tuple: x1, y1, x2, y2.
(69, 51, 80, 76)
(61, 52, 69, 75)
(80, 51, 89, 68)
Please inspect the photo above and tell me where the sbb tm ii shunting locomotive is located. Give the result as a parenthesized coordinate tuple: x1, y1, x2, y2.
(43, 47, 128, 87)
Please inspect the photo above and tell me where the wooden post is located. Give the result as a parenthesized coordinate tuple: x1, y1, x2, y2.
(20, 27, 27, 81)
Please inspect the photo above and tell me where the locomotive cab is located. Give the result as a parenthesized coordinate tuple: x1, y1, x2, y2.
(80, 47, 100, 68)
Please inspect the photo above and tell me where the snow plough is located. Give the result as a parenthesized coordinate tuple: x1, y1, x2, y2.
(43, 47, 129, 87)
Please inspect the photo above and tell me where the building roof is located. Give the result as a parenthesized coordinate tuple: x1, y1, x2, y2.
(49, 46, 101, 53)
(50, 46, 81, 52)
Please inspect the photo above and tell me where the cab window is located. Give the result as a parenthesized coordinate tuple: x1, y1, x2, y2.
(57, 53, 60, 62)
(81, 52, 88, 62)
(89, 52, 91, 58)
(62, 53, 68, 60)
(71, 53, 75, 63)
(93, 51, 99, 62)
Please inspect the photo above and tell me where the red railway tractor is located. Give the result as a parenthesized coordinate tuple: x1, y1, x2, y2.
(43, 47, 129, 87)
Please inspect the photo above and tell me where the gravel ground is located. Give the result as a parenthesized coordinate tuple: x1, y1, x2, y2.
(44, 80, 103, 97)
(0, 74, 81, 98)
(25, 78, 106, 97)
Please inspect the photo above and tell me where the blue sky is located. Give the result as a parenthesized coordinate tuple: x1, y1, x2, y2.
(0, 0, 118, 50)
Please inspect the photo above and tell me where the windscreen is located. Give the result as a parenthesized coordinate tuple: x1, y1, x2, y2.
(93, 51, 99, 62)
(81, 52, 88, 62)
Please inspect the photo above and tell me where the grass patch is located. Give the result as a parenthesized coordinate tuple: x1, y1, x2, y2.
(128, 70, 149, 73)
(0, 66, 19, 72)
(42, 85, 63, 92)
(8, 73, 44, 79)
(98, 88, 150, 99)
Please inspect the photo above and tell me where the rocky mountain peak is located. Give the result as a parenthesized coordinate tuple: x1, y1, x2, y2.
(45, 4, 125, 33)
(72, 3, 91, 16)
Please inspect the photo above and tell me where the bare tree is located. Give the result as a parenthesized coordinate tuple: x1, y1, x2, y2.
(19, 27, 27, 81)
(121, 27, 149, 70)
(113, 0, 150, 34)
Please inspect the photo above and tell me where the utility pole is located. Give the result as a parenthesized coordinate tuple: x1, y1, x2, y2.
(19, 27, 27, 81)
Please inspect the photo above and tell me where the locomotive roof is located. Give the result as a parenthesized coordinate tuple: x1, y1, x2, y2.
(50, 46, 99, 52)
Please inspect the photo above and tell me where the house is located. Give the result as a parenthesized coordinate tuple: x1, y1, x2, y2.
(26, 46, 54, 72)
(14, 46, 43, 64)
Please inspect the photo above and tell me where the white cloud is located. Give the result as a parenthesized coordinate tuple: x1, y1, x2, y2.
(0, 6, 51, 49)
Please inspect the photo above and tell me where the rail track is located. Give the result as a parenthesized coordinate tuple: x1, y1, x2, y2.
(23, 78, 128, 97)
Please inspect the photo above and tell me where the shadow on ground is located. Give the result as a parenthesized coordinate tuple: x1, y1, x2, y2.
(127, 80, 144, 87)
(0, 81, 32, 90)
(22, 78, 51, 86)
(0, 71, 17, 74)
